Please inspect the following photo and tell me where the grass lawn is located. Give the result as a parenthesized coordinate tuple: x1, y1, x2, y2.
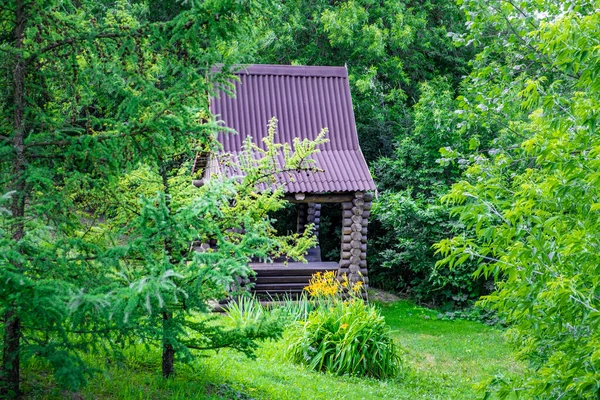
(22, 300, 523, 399)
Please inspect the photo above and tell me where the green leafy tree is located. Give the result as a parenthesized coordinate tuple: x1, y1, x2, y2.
(256, 0, 471, 162)
(369, 78, 490, 305)
(436, 0, 600, 397)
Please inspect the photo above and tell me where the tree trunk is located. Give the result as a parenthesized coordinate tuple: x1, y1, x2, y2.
(159, 163, 175, 379)
(162, 311, 175, 379)
(1, 311, 21, 398)
(2, 0, 27, 396)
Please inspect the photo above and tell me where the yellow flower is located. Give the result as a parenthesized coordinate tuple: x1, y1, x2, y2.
(340, 323, 348, 330)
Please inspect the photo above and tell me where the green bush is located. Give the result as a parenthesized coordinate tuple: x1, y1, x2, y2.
(285, 300, 401, 379)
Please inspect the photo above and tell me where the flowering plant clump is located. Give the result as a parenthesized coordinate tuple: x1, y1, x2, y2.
(304, 271, 364, 301)
(285, 270, 401, 379)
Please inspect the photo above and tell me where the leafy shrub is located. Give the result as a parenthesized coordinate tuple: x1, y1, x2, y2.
(369, 78, 492, 307)
(285, 300, 400, 379)
(285, 272, 400, 379)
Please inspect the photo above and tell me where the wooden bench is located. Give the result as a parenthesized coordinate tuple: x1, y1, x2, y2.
(248, 261, 339, 299)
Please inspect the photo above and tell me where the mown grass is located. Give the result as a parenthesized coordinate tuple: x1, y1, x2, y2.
(21, 300, 523, 399)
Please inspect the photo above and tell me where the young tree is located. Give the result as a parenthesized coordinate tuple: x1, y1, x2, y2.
(436, 0, 600, 397)
(90, 118, 325, 379)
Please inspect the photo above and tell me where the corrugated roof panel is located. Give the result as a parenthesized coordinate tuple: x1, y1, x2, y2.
(209, 64, 376, 193)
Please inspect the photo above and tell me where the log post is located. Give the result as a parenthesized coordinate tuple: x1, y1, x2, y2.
(306, 203, 321, 239)
(296, 203, 308, 234)
(338, 192, 372, 292)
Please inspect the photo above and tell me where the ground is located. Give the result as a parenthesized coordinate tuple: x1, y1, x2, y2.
(22, 299, 523, 399)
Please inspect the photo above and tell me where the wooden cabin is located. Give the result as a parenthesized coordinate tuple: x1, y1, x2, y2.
(197, 64, 376, 298)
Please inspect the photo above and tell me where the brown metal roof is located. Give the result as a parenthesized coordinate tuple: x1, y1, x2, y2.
(208, 64, 376, 194)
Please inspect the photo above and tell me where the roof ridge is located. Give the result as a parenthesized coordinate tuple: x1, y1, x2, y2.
(234, 64, 348, 78)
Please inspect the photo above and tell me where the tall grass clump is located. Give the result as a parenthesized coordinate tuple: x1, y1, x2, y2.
(286, 272, 401, 379)
(275, 293, 317, 322)
(225, 295, 268, 328)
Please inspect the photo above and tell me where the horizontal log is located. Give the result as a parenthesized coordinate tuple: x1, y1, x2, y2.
(351, 215, 362, 224)
(364, 193, 374, 202)
(340, 267, 368, 276)
(361, 219, 368, 227)
(359, 260, 367, 268)
(361, 227, 368, 235)
(285, 193, 355, 203)
(313, 217, 320, 225)
(343, 218, 353, 226)
(342, 234, 352, 243)
(342, 201, 353, 210)
(250, 262, 338, 274)
(351, 223, 362, 232)
(350, 255, 361, 264)
(353, 198, 365, 207)
(339, 260, 350, 268)
(253, 282, 310, 290)
(342, 243, 365, 253)
(343, 210, 353, 218)
(363, 202, 372, 211)
(362, 210, 371, 218)
(351, 232, 362, 241)
(355, 191, 364, 199)
(253, 290, 306, 296)
(256, 275, 315, 284)
(351, 248, 362, 257)
(350, 239, 362, 249)
(352, 207, 363, 216)
(345, 243, 365, 252)
(341, 251, 351, 259)
(342, 226, 352, 235)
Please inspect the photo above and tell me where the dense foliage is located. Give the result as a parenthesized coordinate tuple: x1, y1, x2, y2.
(256, 0, 470, 161)
(435, 0, 600, 397)
(0, 0, 322, 395)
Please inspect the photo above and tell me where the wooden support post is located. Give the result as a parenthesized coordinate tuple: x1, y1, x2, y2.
(305, 203, 322, 262)
(297, 203, 308, 234)
(306, 203, 321, 238)
(337, 192, 372, 291)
